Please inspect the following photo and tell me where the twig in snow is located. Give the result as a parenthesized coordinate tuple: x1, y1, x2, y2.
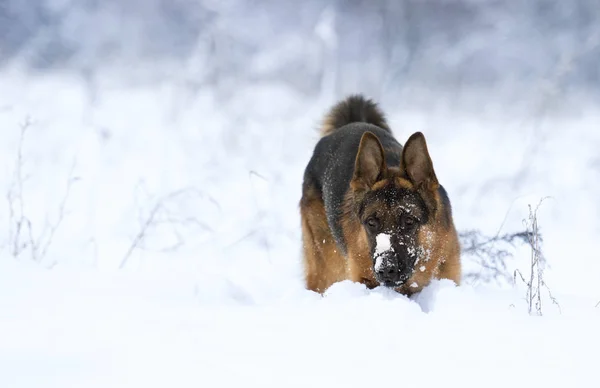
(460, 229, 533, 285)
(513, 197, 560, 316)
(5, 116, 79, 265)
(119, 187, 216, 269)
(38, 159, 80, 262)
(119, 201, 163, 269)
(6, 117, 35, 258)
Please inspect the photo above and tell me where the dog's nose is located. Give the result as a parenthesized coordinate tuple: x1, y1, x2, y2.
(375, 262, 402, 284)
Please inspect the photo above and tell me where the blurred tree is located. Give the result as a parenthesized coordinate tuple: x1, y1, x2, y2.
(1, 0, 599, 101)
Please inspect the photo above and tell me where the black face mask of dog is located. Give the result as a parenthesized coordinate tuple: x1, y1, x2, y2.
(350, 131, 442, 290)
(359, 187, 429, 287)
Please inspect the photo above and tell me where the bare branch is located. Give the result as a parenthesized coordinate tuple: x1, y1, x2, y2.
(513, 197, 560, 316)
(38, 159, 80, 261)
(460, 229, 533, 285)
(7, 117, 35, 258)
(119, 187, 217, 269)
(119, 201, 162, 269)
(5, 117, 77, 265)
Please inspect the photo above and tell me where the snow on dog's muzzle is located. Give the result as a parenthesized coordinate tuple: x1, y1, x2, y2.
(373, 233, 411, 287)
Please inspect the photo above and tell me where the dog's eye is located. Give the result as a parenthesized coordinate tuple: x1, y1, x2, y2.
(404, 215, 417, 228)
(366, 217, 380, 232)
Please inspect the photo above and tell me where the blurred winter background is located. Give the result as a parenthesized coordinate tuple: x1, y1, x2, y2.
(1, 0, 600, 297)
(3, 2, 600, 387)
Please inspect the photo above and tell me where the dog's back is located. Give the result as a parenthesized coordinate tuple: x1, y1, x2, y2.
(302, 96, 403, 255)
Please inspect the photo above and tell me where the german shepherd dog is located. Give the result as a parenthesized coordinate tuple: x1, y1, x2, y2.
(300, 95, 461, 295)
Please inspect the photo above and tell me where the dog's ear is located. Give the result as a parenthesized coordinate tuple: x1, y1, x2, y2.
(352, 132, 386, 189)
(400, 132, 439, 191)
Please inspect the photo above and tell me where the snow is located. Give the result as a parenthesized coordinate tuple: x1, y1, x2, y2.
(2, 4, 600, 387)
(1, 259, 599, 388)
(374, 233, 392, 272)
(374, 256, 383, 272)
(375, 233, 392, 255)
(1, 68, 600, 387)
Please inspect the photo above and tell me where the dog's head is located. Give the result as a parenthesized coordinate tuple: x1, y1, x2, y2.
(349, 131, 443, 288)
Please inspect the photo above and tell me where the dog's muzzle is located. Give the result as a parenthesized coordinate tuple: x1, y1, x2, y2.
(374, 251, 412, 287)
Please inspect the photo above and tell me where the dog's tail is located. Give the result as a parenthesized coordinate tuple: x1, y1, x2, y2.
(320, 94, 391, 137)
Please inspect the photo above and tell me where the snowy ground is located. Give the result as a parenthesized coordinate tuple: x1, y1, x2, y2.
(2, 259, 599, 388)
(1, 66, 600, 387)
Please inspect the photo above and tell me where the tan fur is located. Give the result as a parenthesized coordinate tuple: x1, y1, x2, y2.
(396, 219, 461, 296)
(394, 176, 414, 190)
(321, 115, 340, 138)
(394, 173, 461, 295)
(300, 187, 347, 293)
(341, 196, 379, 289)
